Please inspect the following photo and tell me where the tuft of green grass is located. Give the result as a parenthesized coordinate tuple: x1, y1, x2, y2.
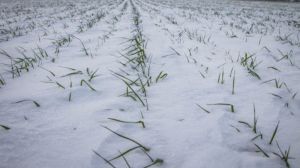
(273, 142, 293, 168)
(121, 79, 145, 106)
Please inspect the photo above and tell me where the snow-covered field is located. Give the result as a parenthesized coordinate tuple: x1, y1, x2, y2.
(0, 0, 299, 167)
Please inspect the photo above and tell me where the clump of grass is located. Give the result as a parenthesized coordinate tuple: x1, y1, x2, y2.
(240, 53, 261, 80)
(72, 35, 90, 57)
(52, 34, 73, 55)
(273, 142, 293, 168)
(121, 79, 145, 106)
(0, 47, 50, 78)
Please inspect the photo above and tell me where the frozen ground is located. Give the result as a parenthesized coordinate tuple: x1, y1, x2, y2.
(0, 0, 300, 167)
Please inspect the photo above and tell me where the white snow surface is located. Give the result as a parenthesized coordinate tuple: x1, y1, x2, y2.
(0, 0, 300, 167)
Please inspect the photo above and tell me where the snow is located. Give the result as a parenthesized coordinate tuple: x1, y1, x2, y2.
(0, 0, 299, 167)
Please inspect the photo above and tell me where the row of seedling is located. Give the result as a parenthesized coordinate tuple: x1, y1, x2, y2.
(97, 1, 128, 48)
(114, 0, 165, 109)
(94, 1, 165, 167)
(0, 46, 50, 79)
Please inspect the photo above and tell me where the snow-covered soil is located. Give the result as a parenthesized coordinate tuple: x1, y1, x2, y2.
(0, 0, 300, 167)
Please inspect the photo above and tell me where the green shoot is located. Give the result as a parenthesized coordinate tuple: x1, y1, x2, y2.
(207, 103, 235, 112)
(273, 142, 293, 168)
(102, 126, 150, 151)
(56, 82, 65, 89)
(196, 104, 210, 113)
(109, 146, 141, 161)
(254, 143, 269, 157)
(120, 151, 131, 168)
(144, 159, 164, 168)
(232, 71, 235, 95)
(155, 71, 168, 83)
(15, 99, 40, 107)
(108, 118, 145, 128)
(253, 104, 258, 134)
(269, 121, 279, 145)
(0, 124, 10, 130)
(93, 150, 116, 168)
(80, 79, 96, 91)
